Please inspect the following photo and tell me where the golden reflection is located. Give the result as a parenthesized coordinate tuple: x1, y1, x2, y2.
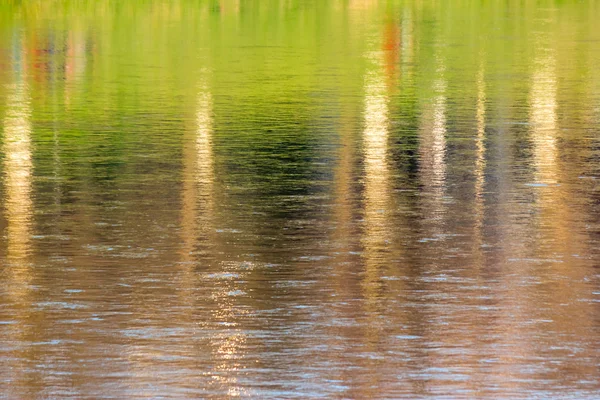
(180, 69, 214, 261)
(419, 52, 447, 214)
(2, 56, 33, 395)
(3, 78, 33, 293)
(474, 60, 486, 253)
(528, 37, 573, 256)
(491, 31, 594, 390)
(210, 303, 249, 398)
(180, 70, 248, 397)
(196, 81, 214, 198)
(530, 49, 558, 185)
(528, 28, 593, 367)
(361, 47, 392, 394)
(431, 79, 447, 190)
(354, 42, 393, 397)
(362, 48, 390, 285)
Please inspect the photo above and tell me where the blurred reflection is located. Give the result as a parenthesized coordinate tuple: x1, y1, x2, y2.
(474, 60, 486, 255)
(219, 0, 240, 17)
(65, 29, 88, 107)
(209, 281, 249, 398)
(0, 1, 599, 398)
(530, 49, 558, 185)
(383, 15, 399, 89)
(331, 104, 359, 295)
(528, 30, 575, 256)
(2, 44, 33, 395)
(181, 69, 215, 261)
(195, 78, 214, 211)
(419, 50, 447, 223)
(400, 8, 414, 70)
(361, 48, 391, 294)
(180, 70, 248, 397)
(3, 66, 33, 293)
(528, 32, 594, 381)
(355, 44, 393, 397)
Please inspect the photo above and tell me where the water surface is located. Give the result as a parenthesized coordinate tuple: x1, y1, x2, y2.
(1, 1, 599, 398)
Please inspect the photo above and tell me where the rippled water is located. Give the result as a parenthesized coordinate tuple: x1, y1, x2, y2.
(1, 1, 599, 398)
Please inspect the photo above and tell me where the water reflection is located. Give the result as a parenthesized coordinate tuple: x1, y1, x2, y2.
(2, 47, 33, 396)
(64, 29, 88, 107)
(474, 59, 487, 256)
(0, 1, 599, 398)
(362, 48, 391, 275)
(181, 69, 249, 397)
(530, 47, 558, 186)
(3, 80, 33, 264)
(180, 69, 215, 261)
(419, 48, 447, 229)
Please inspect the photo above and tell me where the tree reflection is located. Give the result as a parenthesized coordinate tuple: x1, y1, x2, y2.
(180, 69, 215, 262)
(474, 58, 487, 263)
(418, 45, 447, 234)
(2, 40, 33, 396)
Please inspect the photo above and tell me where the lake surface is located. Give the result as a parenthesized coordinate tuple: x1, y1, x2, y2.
(1, 1, 599, 398)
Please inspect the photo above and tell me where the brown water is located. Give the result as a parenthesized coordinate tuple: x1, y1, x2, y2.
(1, 1, 599, 398)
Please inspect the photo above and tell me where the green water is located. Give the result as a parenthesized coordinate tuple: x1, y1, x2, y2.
(1, 1, 599, 398)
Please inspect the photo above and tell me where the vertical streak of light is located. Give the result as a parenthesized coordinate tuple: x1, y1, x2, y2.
(530, 49, 558, 186)
(178, 69, 215, 331)
(181, 70, 214, 261)
(196, 77, 214, 209)
(191, 71, 246, 398)
(528, 25, 590, 338)
(172, 69, 217, 393)
(415, 52, 447, 385)
(431, 66, 447, 194)
(470, 61, 489, 388)
(356, 39, 393, 398)
(2, 50, 33, 395)
(361, 48, 390, 316)
(493, 34, 560, 390)
(474, 61, 486, 252)
(3, 78, 33, 292)
(529, 37, 573, 272)
(419, 52, 447, 220)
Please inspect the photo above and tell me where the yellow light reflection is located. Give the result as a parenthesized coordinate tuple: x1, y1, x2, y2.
(181, 71, 247, 398)
(196, 79, 214, 200)
(419, 55, 447, 210)
(525, 30, 592, 365)
(474, 60, 486, 251)
(492, 37, 564, 390)
(180, 69, 214, 261)
(362, 49, 390, 271)
(212, 327, 248, 397)
(360, 47, 392, 378)
(205, 262, 252, 398)
(530, 50, 558, 185)
(431, 80, 447, 190)
(2, 61, 33, 397)
(3, 79, 33, 291)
